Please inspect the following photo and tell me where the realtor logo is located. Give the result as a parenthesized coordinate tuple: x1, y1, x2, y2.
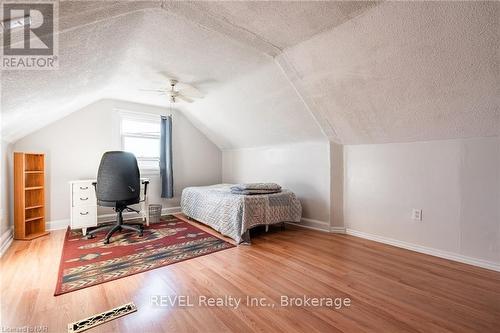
(1, 1, 58, 69)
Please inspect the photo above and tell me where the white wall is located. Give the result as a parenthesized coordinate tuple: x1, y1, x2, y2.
(13, 99, 222, 224)
(344, 137, 500, 267)
(222, 141, 331, 227)
(0, 140, 13, 235)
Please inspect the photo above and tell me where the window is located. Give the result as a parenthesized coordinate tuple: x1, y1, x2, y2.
(119, 111, 161, 172)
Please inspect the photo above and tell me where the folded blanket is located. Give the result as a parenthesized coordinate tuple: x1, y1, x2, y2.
(231, 188, 282, 195)
(231, 183, 282, 191)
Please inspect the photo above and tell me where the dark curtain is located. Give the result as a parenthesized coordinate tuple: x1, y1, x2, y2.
(160, 115, 173, 198)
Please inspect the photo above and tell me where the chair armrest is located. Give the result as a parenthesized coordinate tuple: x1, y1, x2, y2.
(141, 180, 149, 197)
(92, 181, 97, 195)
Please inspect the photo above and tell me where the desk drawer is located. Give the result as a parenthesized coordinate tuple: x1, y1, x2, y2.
(71, 206, 97, 228)
(72, 183, 96, 207)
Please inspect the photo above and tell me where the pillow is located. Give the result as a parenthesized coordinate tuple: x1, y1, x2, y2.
(230, 183, 282, 191)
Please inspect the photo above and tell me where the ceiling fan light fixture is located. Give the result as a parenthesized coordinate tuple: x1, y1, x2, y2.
(139, 77, 202, 104)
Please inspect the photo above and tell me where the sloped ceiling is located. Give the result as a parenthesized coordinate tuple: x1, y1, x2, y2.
(1, 0, 334, 146)
(102, 8, 327, 148)
(1, 1, 160, 142)
(1, 1, 498, 147)
(184, 62, 325, 149)
(281, 1, 500, 144)
(163, 1, 379, 54)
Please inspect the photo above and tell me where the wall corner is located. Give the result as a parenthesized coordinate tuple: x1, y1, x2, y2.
(330, 141, 344, 229)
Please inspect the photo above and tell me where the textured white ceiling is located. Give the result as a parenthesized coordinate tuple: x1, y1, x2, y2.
(1, 7, 148, 142)
(1, 1, 326, 145)
(185, 62, 325, 149)
(1, 1, 160, 142)
(164, 1, 379, 53)
(103, 9, 327, 148)
(281, 1, 500, 144)
(1, 1, 498, 147)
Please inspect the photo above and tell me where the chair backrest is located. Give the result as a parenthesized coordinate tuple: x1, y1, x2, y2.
(96, 151, 140, 207)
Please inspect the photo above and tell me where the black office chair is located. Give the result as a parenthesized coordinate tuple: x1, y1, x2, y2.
(87, 151, 149, 244)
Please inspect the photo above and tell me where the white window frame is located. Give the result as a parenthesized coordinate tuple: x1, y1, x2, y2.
(118, 110, 161, 174)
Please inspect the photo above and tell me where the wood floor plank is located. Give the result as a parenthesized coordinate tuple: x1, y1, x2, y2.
(1, 221, 499, 333)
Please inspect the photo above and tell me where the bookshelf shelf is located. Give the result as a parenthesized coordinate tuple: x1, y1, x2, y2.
(25, 205, 44, 210)
(25, 216, 44, 223)
(14, 152, 49, 240)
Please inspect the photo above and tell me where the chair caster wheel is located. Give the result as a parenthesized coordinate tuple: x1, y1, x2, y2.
(139, 232, 143, 237)
(103, 239, 110, 244)
(86, 234, 95, 240)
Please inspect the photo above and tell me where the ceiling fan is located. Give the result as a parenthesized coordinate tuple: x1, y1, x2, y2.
(140, 79, 203, 103)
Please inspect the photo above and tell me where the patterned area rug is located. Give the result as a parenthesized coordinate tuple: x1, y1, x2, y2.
(55, 215, 234, 295)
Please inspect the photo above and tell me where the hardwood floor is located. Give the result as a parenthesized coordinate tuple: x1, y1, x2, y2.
(1, 219, 499, 333)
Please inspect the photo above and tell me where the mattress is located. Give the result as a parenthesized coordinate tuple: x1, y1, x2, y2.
(181, 184, 302, 244)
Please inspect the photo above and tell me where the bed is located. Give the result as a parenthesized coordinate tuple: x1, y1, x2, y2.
(181, 184, 302, 244)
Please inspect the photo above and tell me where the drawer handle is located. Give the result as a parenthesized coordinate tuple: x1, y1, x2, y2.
(80, 186, 88, 190)
(80, 212, 89, 216)
(80, 197, 89, 201)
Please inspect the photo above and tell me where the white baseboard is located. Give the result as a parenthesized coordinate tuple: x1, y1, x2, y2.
(287, 219, 346, 234)
(46, 206, 182, 231)
(0, 227, 13, 257)
(46, 219, 70, 231)
(287, 218, 330, 232)
(330, 226, 346, 233)
(346, 228, 500, 272)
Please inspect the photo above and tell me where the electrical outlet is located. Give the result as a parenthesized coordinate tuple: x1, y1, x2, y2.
(412, 209, 422, 221)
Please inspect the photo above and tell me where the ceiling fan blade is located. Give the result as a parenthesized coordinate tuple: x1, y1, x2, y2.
(178, 86, 203, 98)
(139, 89, 168, 93)
(176, 94, 194, 103)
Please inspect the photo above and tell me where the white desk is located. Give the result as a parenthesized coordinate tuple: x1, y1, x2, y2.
(69, 178, 149, 235)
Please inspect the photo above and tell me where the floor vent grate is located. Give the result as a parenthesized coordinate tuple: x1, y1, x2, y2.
(68, 302, 137, 333)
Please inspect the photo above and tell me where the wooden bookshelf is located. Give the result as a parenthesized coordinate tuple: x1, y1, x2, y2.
(14, 152, 49, 240)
